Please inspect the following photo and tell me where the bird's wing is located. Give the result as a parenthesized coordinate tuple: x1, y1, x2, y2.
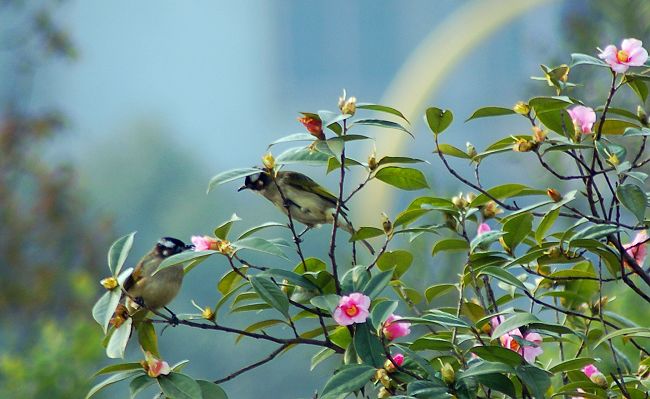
(122, 258, 145, 292)
(282, 171, 349, 210)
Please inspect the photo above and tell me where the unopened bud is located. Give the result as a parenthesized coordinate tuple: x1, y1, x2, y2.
(298, 114, 325, 140)
(444, 213, 458, 230)
(368, 154, 378, 171)
(452, 193, 468, 209)
(466, 142, 477, 158)
(532, 127, 546, 143)
(338, 90, 357, 116)
(465, 192, 477, 204)
(590, 372, 608, 388)
(607, 153, 620, 166)
(546, 246, 562, 259)
(378, 387, 392, 398)
(202, 306, 215, 321)
(638, 106, 648, 126)
(547, 188, 562, 202)
(512, 138, 535, 152)
(381, 213, 393, 236)
(481, 201, 502, 219)
(375, 368, 390, 387)
(100, 276, 118, 290)
(513, 101, 530, 115)
(441, 363, 455, 384)
(262, 152, 275, 171)
(216, 240, 235, 257)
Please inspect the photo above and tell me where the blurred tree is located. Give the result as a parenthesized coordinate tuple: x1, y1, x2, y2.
(0, 1, 112, 397)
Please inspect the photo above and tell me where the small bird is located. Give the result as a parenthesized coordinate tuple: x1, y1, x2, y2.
(239, 170, 374, 254)
(122, 237, 193, 312)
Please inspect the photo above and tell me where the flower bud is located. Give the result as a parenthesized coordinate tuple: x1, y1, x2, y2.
(607, 153, 620, 166)
(513, 101, 530, 115)
(512, 138, 535, 152)
(100, 276, 118, 290)
(262, 152, 275, 171)
(202, 306, 215, 321)
(481, 201, 502, 219)
(532, 126, 546, 143)
(466, 142, 477, 158)
(368, 154, 378, 171)
(545, 246, 562, 259)
(452, 193, 468, 209)
(638, 106, 648, 126)
(338, 90, 357, 116)
(297, 114, 325, 140)
(441, 363, 455, 384)
(444, 213, 458, 230)
(377, 387, 392, 398)
(589, 371, 608, 388)
(381, 213, 393, 236)
(375, 368, 391, 387)
(547, 188, 562, 202)
(465, 192, 477, 203)
(215, 240, 235, 257)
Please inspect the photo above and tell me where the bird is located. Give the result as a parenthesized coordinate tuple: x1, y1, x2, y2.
(239, 170, 375, 254)
(122, 237, 193, 312)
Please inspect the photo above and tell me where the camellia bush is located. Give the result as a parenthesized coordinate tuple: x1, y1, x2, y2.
(88, 39, 650, 399)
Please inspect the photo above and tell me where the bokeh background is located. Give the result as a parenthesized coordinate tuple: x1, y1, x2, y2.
(1, 0, 649, 397)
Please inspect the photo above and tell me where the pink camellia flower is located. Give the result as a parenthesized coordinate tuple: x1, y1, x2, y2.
(191, 235, 219, 251)
(333, 292, 370, 326)
(477, 223, 491, 235)
(491, 317, 544, 363)
(599, 38, 649, 73)
(144, 351, 171, 378)
(567, 106, 596, 134)
(392, 353, 405, 366)
(582, 364, 599, 378)
(382, 314, 411, 340)
(624, 230, 648, 267)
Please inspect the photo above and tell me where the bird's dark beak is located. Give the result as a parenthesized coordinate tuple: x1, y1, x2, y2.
(237, 185, 248, 192)
(185, 244, 195, 251)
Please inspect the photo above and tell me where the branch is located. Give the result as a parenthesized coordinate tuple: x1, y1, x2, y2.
(213, 344, 288, 384)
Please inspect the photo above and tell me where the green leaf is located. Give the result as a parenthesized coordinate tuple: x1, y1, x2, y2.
(197, 380, 228, 399)
(570, 53, 608, 68)
(425, 284, 457, 303)
(492, 313, 574, 338)
(515, 364, 551, 399)
(393, 208, 431, 228)
(320, 365, 376, 399)
(310, 294, 340, 313)
(595, 119, 639, 135)
(370, 300, 398, 330)
(311, 348, 336, 371)
(626, 77, 648, 103)
(617, 184, 647, 223)
(108, 231, 136, 276)
(478, 266, 527, 291)
(469, 346, 524, 367)
(474, 374, 516, 398)
(158, 373, 202, 399)
(594, 327, 650, 348)
(432, 238, 469, 256)
(85, 370, 145, 399)
(217, 267, 248, 295)
(375, 166, 429, 190)
(465, 106, 516, 121)
(268, 133, 316, 147)
(529, 96, 574, 113)
(249, 276, 290, 318)
(214, 213, 242, 240)
(425, 107, 453, 135)
(129, 374, 154, 399)
(93, 290, 122, 334)
(377, 156, 425, 166)
(237, 222, 288, 240)
(536, 208, 560, 244)
(458, 361, 514, 380)
(362, 269, 393, 299)
(410, 337, 454, 351)
(470, 231, 506, 252)
(137, 321, 159, 358)
(349, 226, 384, 242)
(260, 269, 320, 292)
(155, 250, 217, 276)
(207, 168, 261, 193)
(353, 323, 385, 367)
(275, 146, 330, 166)
(537, 109, 575, 135)
(357, 102, 409, 122)
(232, 237, 287, 258)
(623, 127, 650, 136)
(548, 357, 598, 373)
(376, 250, 413, 278)
(502, 213, 533, 251)
(436, 143, 470, 159)
(106, 317, 132, 359)
(469, 184, 533, 207)
(94, 362, 143, 376)
(407, 381, 451, 397)
(352, 118, 413, 137)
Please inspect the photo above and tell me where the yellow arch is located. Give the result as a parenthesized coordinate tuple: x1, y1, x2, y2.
(356, 0, 558, 223)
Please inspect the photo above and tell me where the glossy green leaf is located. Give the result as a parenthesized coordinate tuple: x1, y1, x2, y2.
(214, 213, 242, 240)
(207, 168, 261, 193)
(570, 53, 608, 68)
(353, 323, 384, 367)
(376, 250, 413, 278)
(232, 237, 287, 258)
(217, 267, 248, 295)
(320, 365, 376, 399)
(393, 208, 431, 228)
(536, 208, 560, 244)
(352, 118, 413, 137)
(249, 276, 290, 318)
(407, 381, 451, 397)
(362, 269, 393, 299)
(108, 231, 136, 276)
(375, 166, 429, 190)
(515, 364, 551, 399)
(425, 107, 453, 135)
(197, 380, 228, 399)
(617, 184, 647, 223)
(275, 146, 330, 166)
(478, 266, 527, 291)
(357, 103, 409, 122)
(106, 317, 133, 359)
(469, 184, 532, 207)
(470, 231, 506, 252)
(237, 222, 288, 240)
(595, 119, 639, 135)
(129, 374, 154, 399)
(370, 300, 398, 330)
(158, 373, 202, 399)
(260, 269, 320, 292)
(311, 348, 336, 371)
(425, 283, 457, 303)
(85, 370, 145, 399)
(436, 143, 470, 159)
(469, 346, 524, 367)
(432, 238, 469, 256)
(377, 156, 425, 166)
(93, 290, 122, 334)
(492, 313, 573, 338)
(137, 321, 159, 358)
(310, 294, 340, 314)
(594, 327, 650, 348)
(623, 127, 650, 136)
(548, 357, 598, 373)
(155, 250, 217, 276)
(268, 133, 316, 147)
(502, 213, 533, 250)
(458, 361, 514, 380)
(465, 106, 516, 121)
(93, 362, 143, 377)
(349, 227, 384, 242)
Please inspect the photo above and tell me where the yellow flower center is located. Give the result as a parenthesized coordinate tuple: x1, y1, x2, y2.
(617, 50, 630, 63)
(345, 304, 359, 317)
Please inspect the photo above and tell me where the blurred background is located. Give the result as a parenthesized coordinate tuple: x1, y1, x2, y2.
(1, 0, 649, 397)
